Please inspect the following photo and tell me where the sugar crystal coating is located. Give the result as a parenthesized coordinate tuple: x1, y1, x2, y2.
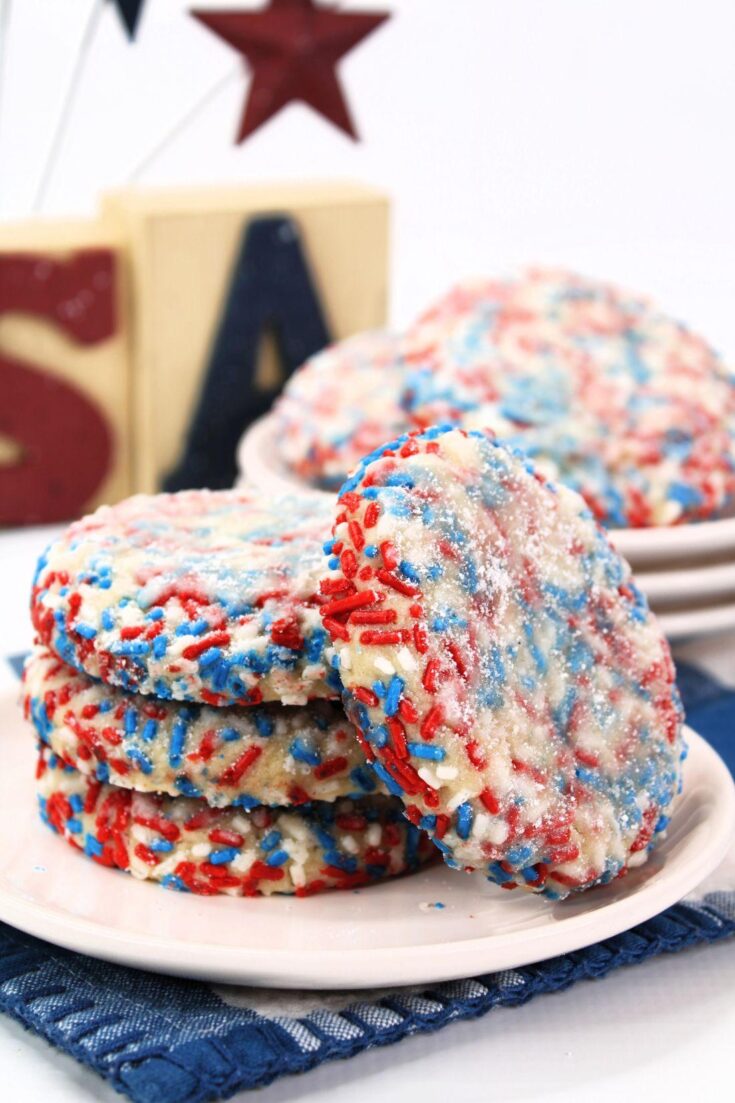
(36, 743, 434, 897)
(273, 331, 412, 490)
(32, 488, 337, 706)
(320, 425, 685, 898)
(25, 645, 380, 809)
(401, 269, 735, 527)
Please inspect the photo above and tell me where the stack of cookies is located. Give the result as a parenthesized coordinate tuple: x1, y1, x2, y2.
(23, 488, 433, 897)
(23, 429, 687, 903)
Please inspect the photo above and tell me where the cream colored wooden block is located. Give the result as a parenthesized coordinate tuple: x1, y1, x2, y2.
(103, 182, 389, 493)
(0, 218, 131, 518)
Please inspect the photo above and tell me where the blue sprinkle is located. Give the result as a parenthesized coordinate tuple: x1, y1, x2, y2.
(384, 675, 405, 717)
(290, 738, 320, 766)
(141, 719, 158, 742)
(149, 838, 174, 854)
(407, 743, 446, 761)
(209, 847, 239, 865)
(127, 747, 153, 775)
(456, 802, 473, 840)
(261, 830, 282, 852)
(371, 761, 403, 796)
(266, 849, 289, 868)
(169, 718, 188, 767)
(84, 834, 104, 858)
(75, 623, 97, 639)
(161, 874, 187, 892)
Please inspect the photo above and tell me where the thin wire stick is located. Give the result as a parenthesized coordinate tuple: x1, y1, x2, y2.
(32, 0, 105, 213)
(127, 63, 240, 183)
(0, 0, 12, 187)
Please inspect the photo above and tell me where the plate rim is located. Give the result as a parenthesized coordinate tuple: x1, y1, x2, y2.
(637, 559, 735, 604)
(656, 602, 735, 643)
(1, 721, 732, 990)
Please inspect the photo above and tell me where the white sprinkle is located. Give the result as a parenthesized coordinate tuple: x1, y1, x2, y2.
(446, 788, 471, 812)
(341, 835, 359, 855)
(366, 823, 382, 847)
(436, 765, 458, 781)
(396, 646, 418, 672)
(374, 657, 395, 675)
(231, 848, 257, 873)
(191, 842, 211, 859)
(418, 766, 439, 790)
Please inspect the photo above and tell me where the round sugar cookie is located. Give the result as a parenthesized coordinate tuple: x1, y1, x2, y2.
(320, 426, 685, 899)
(36, 744, 434, 897)
(24, 645, 378, 809)
(273, 331, 412, 490)
(401, 269, 735, 528)
(32, 488, 338, 707)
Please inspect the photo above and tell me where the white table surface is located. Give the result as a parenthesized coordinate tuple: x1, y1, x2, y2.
(2, 525, 734, 1103)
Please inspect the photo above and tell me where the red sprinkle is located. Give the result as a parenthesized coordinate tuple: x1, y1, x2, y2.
(420, 704, 444, 741)
(377, 569, 419, 597)
(321, 590, 379, 617)
(219, 746, 262, 786)
(181, 632, 231, 661)
(348, 520, 365, 552)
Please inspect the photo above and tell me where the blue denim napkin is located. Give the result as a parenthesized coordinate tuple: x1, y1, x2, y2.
(1, 657, 734, 1103)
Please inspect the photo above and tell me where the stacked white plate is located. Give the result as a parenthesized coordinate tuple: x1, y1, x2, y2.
(238, 415, 735, 643)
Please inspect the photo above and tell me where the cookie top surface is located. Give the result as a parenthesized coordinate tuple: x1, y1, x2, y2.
(320, 426, 685, 898)
(37, 745, 433, 897)
(273, 331, 412, 490)
(25, 645, 378, 809)
(402, 269, 735, 527)
(32, 488, 337, 706)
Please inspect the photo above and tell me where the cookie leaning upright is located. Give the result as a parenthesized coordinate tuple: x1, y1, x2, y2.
(320, 426, 685, 899)
(32, 488, 336, 707)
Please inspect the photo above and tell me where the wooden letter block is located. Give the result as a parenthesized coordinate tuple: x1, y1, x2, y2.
(0, 220, 131, 525)
(103, 183, 389, 493)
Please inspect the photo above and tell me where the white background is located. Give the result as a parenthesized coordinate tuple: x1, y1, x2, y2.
(1, 0, 734, 351)
(2, 2, 735, 1099)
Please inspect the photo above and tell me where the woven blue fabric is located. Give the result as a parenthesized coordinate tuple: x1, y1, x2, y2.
(1, 656, 734, 1103)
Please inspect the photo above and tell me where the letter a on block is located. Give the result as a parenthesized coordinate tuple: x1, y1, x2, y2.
(164, 216, 331, 492)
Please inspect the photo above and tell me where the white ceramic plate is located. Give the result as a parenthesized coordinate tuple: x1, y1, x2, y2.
(636, 560, 735, 606)
(656, 601, 735, 643)
(1, 688, 732, 990)
(238, 415, 735, 571)
(237, 415, 334, 502)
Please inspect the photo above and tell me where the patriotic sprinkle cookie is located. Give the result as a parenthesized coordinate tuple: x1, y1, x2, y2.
(36, 745, 433, 897)
(24, 645, 379, 810)
(401, 269, 735, 528)
(273, 331, 412, 490)
(32, 488, 337, 707)
(320, 426, 685, 899)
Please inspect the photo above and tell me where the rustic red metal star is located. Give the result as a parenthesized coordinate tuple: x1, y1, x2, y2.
(191, 0, 390, 143)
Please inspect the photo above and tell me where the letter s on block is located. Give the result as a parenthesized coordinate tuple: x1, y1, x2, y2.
(0, 250, 117, 526)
